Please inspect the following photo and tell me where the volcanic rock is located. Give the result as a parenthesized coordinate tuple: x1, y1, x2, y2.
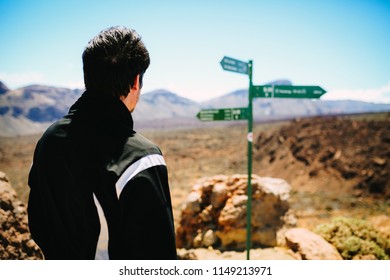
(254, 116, 390, 197)
(285, 228, 342, 260)
(0, 171, 43, 259)
(176, 174, 294, 250)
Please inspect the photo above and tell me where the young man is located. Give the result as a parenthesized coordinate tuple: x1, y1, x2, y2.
(28, 26, 177, 260)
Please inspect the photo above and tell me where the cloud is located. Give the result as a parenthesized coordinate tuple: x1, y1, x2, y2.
(323, 83, 390, 104)
(0, 72, 46, 89)
(0, 72, 84, 90)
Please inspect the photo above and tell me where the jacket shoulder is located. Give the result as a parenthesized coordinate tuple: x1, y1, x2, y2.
(126, 132, 161, 154)
(107, 132, 162, 177)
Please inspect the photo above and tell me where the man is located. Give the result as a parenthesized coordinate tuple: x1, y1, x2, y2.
(28, 26, 177, 260)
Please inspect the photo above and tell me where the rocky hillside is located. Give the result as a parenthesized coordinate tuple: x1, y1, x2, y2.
(0, 81, 9, 94)
(0, 171, 43, 259)
(0, 84, 83, 136)
(254, 115, 390, 197)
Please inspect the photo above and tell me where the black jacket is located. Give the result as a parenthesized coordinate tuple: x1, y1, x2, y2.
(28, 91, 177, 260)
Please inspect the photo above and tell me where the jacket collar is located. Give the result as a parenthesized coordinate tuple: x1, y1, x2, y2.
(68, 90, 135, 137)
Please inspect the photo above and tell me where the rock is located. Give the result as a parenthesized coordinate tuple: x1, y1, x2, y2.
(176, 174, 293, 250)
(177, 249, 198, 260)
(202, 229, 217, 247)
(372, 157, 386, 166)
(181, 191, 202, 214)
(210, 183, 227, 208)
(0, 171, 43, 259)
(352, 254, 377, 260)
(216, 228, 246, 248)
(193, 231, 203, 248)
(284, 228, 342, 260)
(199, 206, 212, 222)
(176, 247, 300, 260)
(218, 195, 247, 228)
(252, 177, 290, 229)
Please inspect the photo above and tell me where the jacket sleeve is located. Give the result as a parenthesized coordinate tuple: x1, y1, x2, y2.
(28, 138, 99, 260)
(118, 164, 177, 259)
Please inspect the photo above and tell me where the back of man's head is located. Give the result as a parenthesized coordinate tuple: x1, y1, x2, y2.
(82, 26, 150, 98)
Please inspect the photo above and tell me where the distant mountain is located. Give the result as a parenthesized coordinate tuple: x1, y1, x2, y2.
(203, 80, 292, 109)
(0, 86, 202, 136)
(1, 81, 390, 136)
(1, 85, 82, 119)
(0, 85, 83, 136)
(0, 81, 9, 94)
(133, 89, 201, 121)
(132, 89, 202, 130)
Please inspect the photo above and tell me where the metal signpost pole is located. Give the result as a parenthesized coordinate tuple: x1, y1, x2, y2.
(246, 60, 253, 260)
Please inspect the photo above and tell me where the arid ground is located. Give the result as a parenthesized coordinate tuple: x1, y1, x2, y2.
(0, 113, 389, 259)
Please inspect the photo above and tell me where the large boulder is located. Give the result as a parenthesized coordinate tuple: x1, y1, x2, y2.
(285, 228, 343, 260)
(0, 171, 43, 259)
(176, 174, 293, 250)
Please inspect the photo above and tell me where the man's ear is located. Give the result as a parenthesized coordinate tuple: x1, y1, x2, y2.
(130, 75, 140, 92)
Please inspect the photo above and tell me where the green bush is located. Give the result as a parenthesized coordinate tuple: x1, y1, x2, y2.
(314, 217, 390, 260)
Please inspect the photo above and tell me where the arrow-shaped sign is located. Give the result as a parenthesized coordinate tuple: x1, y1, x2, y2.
(197, 107, 249, 121)
(253, 85, 326, 99)
(220, 56, 249, 75)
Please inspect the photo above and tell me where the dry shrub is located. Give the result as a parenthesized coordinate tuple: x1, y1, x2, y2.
(314, 217, 390, 260)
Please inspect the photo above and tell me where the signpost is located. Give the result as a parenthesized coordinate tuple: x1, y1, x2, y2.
(196, 107, 248, 121)
(196, 56, 326, 260)
(220, 56, 249, 75)
(253, 85, 326, 99)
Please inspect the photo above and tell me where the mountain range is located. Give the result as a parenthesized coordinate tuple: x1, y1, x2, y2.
(1, 80, 389, 137)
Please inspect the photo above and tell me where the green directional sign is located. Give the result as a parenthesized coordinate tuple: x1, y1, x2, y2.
(253, 85, 326, 99)
(197, 107, 248, 121)
(220, 56, 249, 75)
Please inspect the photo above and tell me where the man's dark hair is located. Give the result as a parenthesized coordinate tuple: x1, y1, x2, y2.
(82, 26, 150, 98)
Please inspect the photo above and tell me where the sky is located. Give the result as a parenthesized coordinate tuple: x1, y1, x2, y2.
(1, 0, 390, 103)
